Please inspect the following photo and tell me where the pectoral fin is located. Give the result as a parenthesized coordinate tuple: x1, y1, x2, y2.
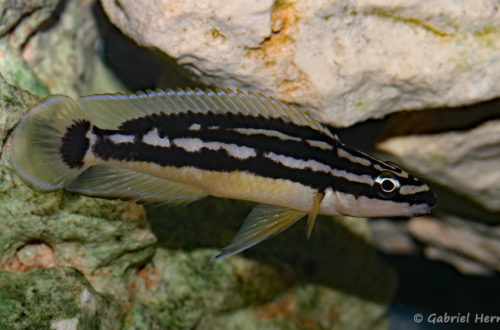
(212, 204, 306, 260)
(67, 165, 208, 205)
(306, 191, 324, 239)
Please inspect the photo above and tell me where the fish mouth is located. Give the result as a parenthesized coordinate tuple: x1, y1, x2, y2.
(410, 193, 438, 216)
(426, 191, 438, 208)
(409, 204, 432, 217)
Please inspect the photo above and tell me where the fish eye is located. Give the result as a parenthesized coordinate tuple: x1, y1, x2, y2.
(374, 172, 401, 198)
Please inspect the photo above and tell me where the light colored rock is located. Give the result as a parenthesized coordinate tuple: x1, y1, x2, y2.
(370, 220, 418, 255)
(424, 246, 495, 277)
(408, 216, 500, 275)
(378, 119, 500, 212)
(22, 0, 99, 97)
(101, 0, 500, 126)
(0, 0, 58, 96)
(0, 0, 102, 98)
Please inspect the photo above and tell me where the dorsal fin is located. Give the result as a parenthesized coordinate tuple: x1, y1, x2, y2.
(78, 88, 336, 139)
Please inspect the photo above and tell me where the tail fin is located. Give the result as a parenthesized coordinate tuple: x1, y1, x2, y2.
(9, 95, 91, 191)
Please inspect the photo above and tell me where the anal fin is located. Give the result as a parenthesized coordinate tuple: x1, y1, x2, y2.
(67, 165, 208, 205)
(212, 204, 306, 260)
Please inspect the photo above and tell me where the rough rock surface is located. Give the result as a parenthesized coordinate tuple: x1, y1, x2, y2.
(370, 215, 500, 277)
(0, 82, 396, 327)
(0, 0, 100, 98)
(131, 204, 395, 329)
(101, 0, 500, 126)
(0, 75, 153, 327)
(370, 220, 418, 255)
(0, 0, 58, 96)
(21, 0, 99, 97)
(408, 216, 500, 277)
(0, 4, 397, 327)
(0, 267, 125, 330)
(378, 119, 500, 212)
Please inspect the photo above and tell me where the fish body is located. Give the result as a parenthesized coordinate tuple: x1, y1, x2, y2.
(9, 89, 437, 259)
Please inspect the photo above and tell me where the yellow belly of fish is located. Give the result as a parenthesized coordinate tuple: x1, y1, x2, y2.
(101, 159, 316, 213)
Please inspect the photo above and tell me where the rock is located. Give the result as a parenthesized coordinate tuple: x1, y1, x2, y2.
(22, 0, 99, 97)
(0, 267, 125, 329)
(378, 119, 500, 212)
(0, 1, 57, 37)
(424, 246, 496, 277)
(0, 55, 396, 328)
(0, 0, 102, 98)
(0, 77, 157, 301)
(101, 0, 500, 127)
(0, 2, 398, 327)
(408, 216, 500, 276)
(0, 0, 58, 96)
(127, 244, 392, 329)
(370, 220, 418, 255)
(137, 201, 396, 328)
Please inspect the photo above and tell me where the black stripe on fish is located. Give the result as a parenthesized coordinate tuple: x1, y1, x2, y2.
(106, 112, 383, 177)
(101, 112, 415, 181)
(118, 112, 335, 143)
(60, 120, 91, 168)
(90, 127, 430, 205)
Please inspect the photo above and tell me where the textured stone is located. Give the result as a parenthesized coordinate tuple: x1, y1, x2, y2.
(22, 0, 100, 97)
(424, 246, 496, 277)
(0, 1, 56, 37)
(135, 201, 396, 329)
(378, 119, 500, 212)
(0, 267, 124, 330)
(1, 69, 395, 328)
(101, 0, 500, 127)
(0, 2, 399, 327)
(0, 0, 101, 98)
(408, 216, 500, 276)
(0, 0, 58, 96)
(0, 77, 157, 303)
(370, 220, 418, 255)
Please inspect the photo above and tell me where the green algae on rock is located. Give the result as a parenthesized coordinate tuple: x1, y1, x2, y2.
(0, 267, 124, 330)
(0, 3, 398, 325)
(132, 199, 396, 329)
(0, 74, 157, 307)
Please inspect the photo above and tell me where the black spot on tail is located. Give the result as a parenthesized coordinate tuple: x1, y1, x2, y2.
(60, 120, 91, 168)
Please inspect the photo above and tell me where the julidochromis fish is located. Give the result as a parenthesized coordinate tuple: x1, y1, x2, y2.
(9, 89, 437, 259)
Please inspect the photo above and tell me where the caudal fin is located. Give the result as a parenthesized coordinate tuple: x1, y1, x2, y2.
(9, 95, 91, 191)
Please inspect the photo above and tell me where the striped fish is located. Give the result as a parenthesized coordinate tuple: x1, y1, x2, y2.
(9, 88, 437, 259)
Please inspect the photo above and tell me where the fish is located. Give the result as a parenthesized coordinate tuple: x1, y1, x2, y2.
(9, 88, 437, 260)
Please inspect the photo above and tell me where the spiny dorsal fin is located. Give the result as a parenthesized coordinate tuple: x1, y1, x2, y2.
(212, 204, 306, 260)
(66, 165, 208, 205)
(78, 88, 336, 140)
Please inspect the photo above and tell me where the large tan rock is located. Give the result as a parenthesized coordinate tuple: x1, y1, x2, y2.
(101, 0, 500, 126)
(378, 119, 500, 212)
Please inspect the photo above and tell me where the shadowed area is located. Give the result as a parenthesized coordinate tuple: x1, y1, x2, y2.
(146, 198, 397, 305)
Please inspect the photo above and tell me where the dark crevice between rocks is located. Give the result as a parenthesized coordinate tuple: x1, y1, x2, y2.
(334, 97, 500, 152)
(91, 1, 200, 92)
(13, 1, 68, 51)
(38, 0, 68, 32)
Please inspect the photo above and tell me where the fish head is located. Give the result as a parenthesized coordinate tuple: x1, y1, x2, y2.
(321, 146, 438, 218)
